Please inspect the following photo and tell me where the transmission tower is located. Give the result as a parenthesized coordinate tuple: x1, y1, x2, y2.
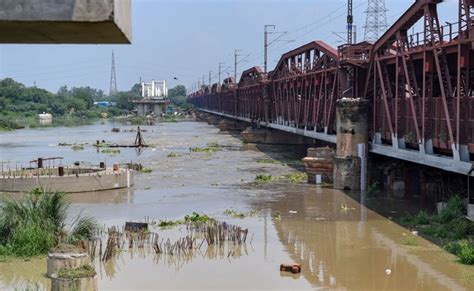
(363, 0, 388, 42)
(109, 51, 118, 95)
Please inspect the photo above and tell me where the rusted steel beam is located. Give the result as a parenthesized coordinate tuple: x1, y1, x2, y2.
(187, 0, 473, 163)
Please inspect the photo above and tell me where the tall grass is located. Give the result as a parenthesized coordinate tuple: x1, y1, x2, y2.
(0, 189, 98, 257)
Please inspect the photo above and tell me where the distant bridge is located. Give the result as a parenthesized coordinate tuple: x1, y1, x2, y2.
(188, 0, 474, 176)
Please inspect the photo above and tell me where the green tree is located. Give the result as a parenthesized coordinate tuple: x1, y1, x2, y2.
(167, 85, 191, 110)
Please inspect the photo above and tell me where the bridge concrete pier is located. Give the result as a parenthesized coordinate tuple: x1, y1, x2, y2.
(333, 98, 369, 191)
(241, 127, 312, 145)
(206, 115, 221, 125)
(218, 119, 248, 132)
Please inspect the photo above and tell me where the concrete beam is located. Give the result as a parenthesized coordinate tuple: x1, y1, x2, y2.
(0, 0, 131, 44)
(198, 109, 337, 143)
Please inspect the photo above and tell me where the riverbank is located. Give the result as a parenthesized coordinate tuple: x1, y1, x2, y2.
(0, 112, 103, 132)
(396, 196, 474, 265)
(0, 112, 190, 132)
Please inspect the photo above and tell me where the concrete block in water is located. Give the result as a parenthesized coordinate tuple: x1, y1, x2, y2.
(47, 245, 90, 278)
(303, 147, 335, 184)
(307, 147, 334, 158)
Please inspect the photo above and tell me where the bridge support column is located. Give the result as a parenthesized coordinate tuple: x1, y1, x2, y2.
(194, 112, 209, 122)
(206, 115, 221, 125)
(218, 119, 248, 132)
(333, 98, 369, 191)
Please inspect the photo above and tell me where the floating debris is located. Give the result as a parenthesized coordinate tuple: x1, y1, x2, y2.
(255, 174, 272, 184)
(189, 147, 220, 153)
(167, 152, 179, 158)
(101, 148, 121, 155)
(280, 263, 301, 274)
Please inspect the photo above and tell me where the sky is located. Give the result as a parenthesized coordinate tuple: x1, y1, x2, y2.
(0, 0, 458, 95)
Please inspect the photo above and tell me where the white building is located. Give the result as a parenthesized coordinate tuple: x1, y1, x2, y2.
(38, 112, 52, 125)
(141, 80, 167, 99)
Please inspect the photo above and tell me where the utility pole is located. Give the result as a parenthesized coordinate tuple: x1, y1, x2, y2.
(218, 62, 224, 84)
(234, 49, 241, 82)
(198, 79, 200, 90)
(202, 75, 205, 87)
(209, 70, 212, 87)
(353, 25, 357, 44)
(264, 25, 275, 73)
(347, 0, 353, 45)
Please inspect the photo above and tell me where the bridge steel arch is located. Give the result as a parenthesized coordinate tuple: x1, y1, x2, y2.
(188, 0, 474, 176)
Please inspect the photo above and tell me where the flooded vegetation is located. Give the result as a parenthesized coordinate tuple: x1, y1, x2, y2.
(0, 120, 473, 290)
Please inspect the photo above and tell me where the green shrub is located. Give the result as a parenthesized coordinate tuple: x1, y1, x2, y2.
(5, 223, 55, 257)
(189, 147, 220, 153)
(184, 212, 210, 223)
(445, 240, 474, 265)
(158, 219, 183, 227)
(413, 210, 431, 225)
(223, 209, 245, 218)
(255, 174, 272, 183)
(101, 148, 120, 155)
(286, 172, 308, 183)
(58, 265, 96, 279)
(438, 196, 464, 223)
(71, 144, 84, 151)
(0, 189, 97, 257)
(167, 152, 178, 158)
(457, 240, 474, 264)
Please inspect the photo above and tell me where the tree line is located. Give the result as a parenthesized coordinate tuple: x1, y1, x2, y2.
(0, 78, 191, 130)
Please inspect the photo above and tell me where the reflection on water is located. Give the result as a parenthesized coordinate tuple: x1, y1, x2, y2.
(1, 121, 473, 290)
(99, 243, 252, 280)
(0, 257, 50, 290)
(260, 185, 474, 290)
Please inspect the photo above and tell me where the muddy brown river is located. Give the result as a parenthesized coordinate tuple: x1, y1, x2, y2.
(0, 121, 473, 290)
